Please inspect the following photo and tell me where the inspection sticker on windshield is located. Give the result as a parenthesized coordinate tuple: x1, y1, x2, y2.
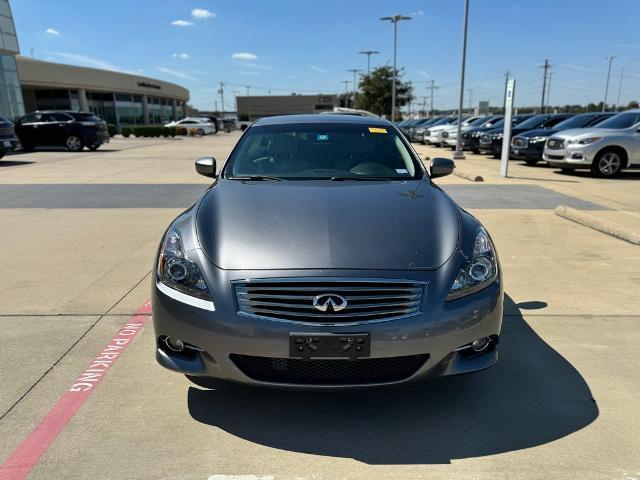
(317, 133, 329, 141)
(368, 127, 387, 134)
(396, 168, 409, 174)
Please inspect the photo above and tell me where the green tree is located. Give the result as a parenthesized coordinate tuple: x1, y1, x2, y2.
(357, 66, 413, 120)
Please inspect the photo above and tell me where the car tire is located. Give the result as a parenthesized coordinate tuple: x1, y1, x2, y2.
(472, 148, 480, 154)
(591, 149, 624, 177)
(196, 128, 205, 136)
(65, 135, 83, 152)
(89, 145, 101, 151)
(0, 150, 5, 160)
(21, 143, 34, 151)
(525, 159, 538, 166)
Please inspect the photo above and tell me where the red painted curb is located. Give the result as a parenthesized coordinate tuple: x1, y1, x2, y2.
(0, 300, 152, 480)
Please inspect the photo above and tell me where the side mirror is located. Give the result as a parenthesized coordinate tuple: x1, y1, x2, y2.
(430, 157, 455, 179)
(195, 157, 217, 178)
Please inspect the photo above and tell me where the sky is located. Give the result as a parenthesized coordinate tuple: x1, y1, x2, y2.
(10, 0, 640, 112)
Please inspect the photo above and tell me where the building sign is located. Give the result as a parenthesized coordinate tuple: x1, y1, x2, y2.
(137, 81, 161, 90)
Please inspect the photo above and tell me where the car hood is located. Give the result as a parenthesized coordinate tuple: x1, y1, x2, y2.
(196, 179, 460, 271)
(551, 127, 616, 140)
(519, 128, 555, 138)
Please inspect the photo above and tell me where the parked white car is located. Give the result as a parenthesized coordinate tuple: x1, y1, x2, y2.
(441, 116, 489, 148)
(425, 117, 474, 146)
(165, 117, 216, 135)
(543, 110, 640, 177)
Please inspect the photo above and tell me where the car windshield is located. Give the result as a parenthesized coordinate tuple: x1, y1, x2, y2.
(552, 115, 599, 130)
(594, 111, 640, 129)
(513, 115, 550, 129)
(225, 123, 420, 180)
(68, 112, 102, 122)
(467, 117, 488, 126)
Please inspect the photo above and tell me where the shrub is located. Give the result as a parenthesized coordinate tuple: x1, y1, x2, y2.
(121, 127, 132, 138)
(107, 124, 117, 137)
(175, 126, 188, 136)
(187, 128, 199, 137)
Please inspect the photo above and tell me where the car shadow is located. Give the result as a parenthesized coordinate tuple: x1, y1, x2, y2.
(0, 160, 35, 168)
(187, 294, 597, 464)
(555, 169, 640, 180)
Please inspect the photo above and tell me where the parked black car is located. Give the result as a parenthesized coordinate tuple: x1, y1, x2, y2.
(510, 112, 615, 165)
(15, 111, 110, 152)
(398, 118, 426, 137)
(0, 115, 20, 159)
(462, 115, 528, 153)
(478, 114, 573, 158)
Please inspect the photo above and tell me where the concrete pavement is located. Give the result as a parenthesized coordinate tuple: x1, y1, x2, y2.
(0, 133, 638, 479)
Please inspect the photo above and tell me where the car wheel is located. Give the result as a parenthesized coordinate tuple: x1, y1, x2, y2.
(0, 150, 5, 160)
(22, 143, 34, 151)
(591, 149, 623, 177)
(196, 128, 205, 136)
(525, 159, 538, 166)
(65, 136, 83, 152)
(472, 148, 480, 154)
(89, 145, 101, 151)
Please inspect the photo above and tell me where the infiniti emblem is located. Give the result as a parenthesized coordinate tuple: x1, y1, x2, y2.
(312, 293, 348, 312)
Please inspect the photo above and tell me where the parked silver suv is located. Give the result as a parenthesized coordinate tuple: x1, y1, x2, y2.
(543, 110, 640, 177)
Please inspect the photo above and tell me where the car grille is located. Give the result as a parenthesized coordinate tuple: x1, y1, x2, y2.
(546, 138, 564, 150)
(234, 278, 424, 323)
(512, 137, 527, 148)
(546, 154, 565, 160)
(230, 353, 429, 385)
(480, 134, 492, 144)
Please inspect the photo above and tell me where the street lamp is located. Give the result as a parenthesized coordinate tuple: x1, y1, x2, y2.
(358, 50, 380, 74)
(380, 15, 412, 121)
(615, 58, 639, 112)
(347, 69, 362, 109)
(340, 80, 351, 107)
(602, 55, 617, 112)
(453, 0, 470, 160)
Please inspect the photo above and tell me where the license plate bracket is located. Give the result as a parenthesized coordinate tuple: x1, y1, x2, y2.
(289, 333, 370, 360)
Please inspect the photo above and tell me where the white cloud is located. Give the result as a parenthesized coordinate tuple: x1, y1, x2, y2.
(45, 51, 127, 72)
(309, 65, 327, 73)
(411, 10, 424, 16)
(418, 70, 430, 78)
(45, 27, 60, 36)
(156, 67, 198, 81)
(237, 71, 261, 76)
(232, 52, 257, 61)
(191, 8, 215, 19)
(172, 53, 190, 60)
(171, 20, 194, 27)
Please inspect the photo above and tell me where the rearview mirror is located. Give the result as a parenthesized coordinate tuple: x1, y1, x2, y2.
(430, 157, 455, 179)
(195, 157, 217, 178)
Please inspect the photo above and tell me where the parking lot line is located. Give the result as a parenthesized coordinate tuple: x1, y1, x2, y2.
(0, 300, 152, 480)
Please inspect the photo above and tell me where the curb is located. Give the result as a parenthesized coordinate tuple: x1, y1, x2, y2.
(554, 205, 640, 245)
(454, 171, 484, 182)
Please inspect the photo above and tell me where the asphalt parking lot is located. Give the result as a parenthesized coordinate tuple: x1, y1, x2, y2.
(0, 133, 639, 480)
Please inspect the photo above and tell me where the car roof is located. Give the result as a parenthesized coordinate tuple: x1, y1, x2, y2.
(253, 114, 390, 127)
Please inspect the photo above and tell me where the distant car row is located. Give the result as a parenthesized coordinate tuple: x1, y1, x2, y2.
(0, 111, 241, 158)
(397, 109, 640, 177)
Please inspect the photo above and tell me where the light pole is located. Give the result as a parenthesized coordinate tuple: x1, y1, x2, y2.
(453, 0, 470, 160)
(602, 55, 617, 112)
(380, 14, 411, 121)
(347, 68, 362, 109)
(358, 50, 380, 74)
(340, 80, 351, 107)
(615, 58, 639, 111)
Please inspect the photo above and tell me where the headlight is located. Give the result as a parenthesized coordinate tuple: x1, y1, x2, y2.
(529, 136, 548, 143)
(572, 137, 603, 145)
(157, 225, 214, 308)
(447, 227, 498, 301)
(493, 133, 503, 140)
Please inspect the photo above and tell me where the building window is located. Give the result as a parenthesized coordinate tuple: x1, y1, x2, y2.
(0, 54, 24, 119)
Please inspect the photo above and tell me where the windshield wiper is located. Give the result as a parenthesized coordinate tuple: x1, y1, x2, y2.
(229, 175, 284, 181)
(329, 176, 399, 181)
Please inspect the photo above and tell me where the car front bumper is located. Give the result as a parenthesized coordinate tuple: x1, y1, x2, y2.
(543, 142, 599, 168)
(152, 266, 503, 389)
(510, 142, 545, 160)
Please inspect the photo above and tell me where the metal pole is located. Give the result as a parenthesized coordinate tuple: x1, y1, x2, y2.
(358, 50, 379, 74)
(540, 59, 549, 113)
(615, 58, 638, 112)
(453, 0, 470, 160)
(392, 20, 397, 120)
(340, 80, 350, 107)
(603, 56, 617, 112)
(502, 71, 509, 113)
(545, 72, 553, 113)
(246, 86, 251, 121)
(348, 69, 362, 109)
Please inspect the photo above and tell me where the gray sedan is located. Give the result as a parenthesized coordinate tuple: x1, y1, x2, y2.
(152, 114, 503, 388)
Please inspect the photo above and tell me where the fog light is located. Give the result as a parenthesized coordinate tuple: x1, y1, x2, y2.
(471, 337, 490, 352)
(571, 153, 584, 159)
(165, 337, 185, 352)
